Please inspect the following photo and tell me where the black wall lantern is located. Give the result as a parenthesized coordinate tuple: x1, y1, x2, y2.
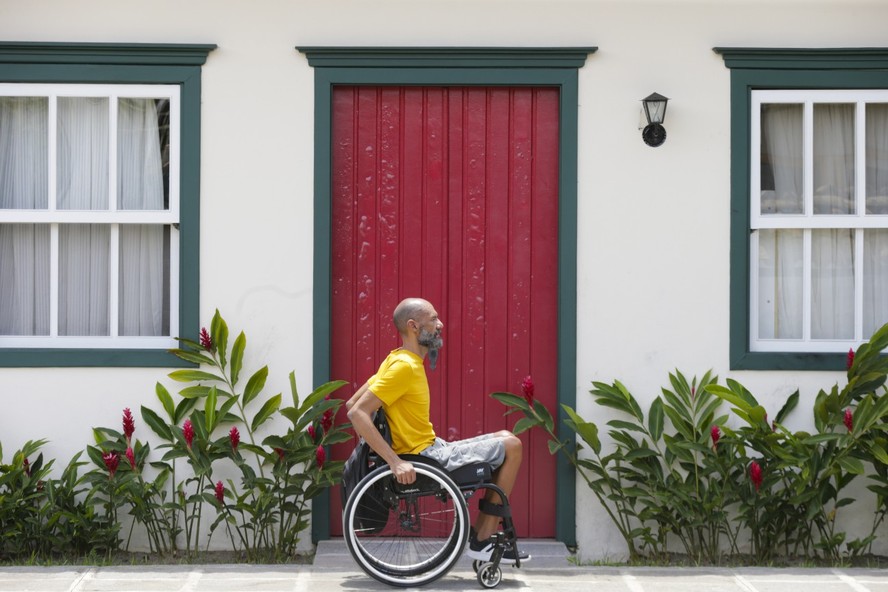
(641, 92, 669, 147)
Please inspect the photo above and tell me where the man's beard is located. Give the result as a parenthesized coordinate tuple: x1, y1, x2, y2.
(418, 329, 443, 370)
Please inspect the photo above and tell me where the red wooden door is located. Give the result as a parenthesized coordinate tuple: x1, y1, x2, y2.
(329, 86, 559, 538)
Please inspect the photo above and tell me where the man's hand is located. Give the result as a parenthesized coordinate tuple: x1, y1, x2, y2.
(390, 458, 416, 485)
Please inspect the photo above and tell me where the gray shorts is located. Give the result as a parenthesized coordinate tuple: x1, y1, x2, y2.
(419, 433, 506, 472)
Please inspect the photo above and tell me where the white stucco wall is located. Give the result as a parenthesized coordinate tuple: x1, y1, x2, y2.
(2, 0, 888, 560)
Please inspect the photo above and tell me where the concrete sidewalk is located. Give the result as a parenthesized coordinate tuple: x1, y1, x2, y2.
(2, 540, 888, 592)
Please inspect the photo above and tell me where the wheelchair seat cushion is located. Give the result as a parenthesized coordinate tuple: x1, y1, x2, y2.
(447, 462, 492, 486)
(401, 454, 492, 486)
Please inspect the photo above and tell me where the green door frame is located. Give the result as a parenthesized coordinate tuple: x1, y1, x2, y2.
(298, 47, 596, 546)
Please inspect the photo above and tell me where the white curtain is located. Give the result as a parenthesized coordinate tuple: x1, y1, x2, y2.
(0, 98, 49, 335)
(865, 105, 888, 335)
(57, 97, 110, 335)
(811, 104, 855, 339)
(0, 95, 166, 338)
(759, 105, 804, 339)
(117, 98, 165, 336)
(760, 102, 888, 342)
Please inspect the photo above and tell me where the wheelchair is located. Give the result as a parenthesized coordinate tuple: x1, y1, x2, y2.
(342, 454, 524, 588)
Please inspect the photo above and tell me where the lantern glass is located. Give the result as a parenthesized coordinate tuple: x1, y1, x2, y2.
(642, 92, 669, 125)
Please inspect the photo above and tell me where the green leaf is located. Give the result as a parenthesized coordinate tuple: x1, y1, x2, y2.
(179, 385, 211, 399)
(870, 442, 888, 465)
(141, 406, 172, 441)
(562, 404, 600, 454)
(296, 380, 347, 417)
(775, 390, 800, 425)
(547, 439, 565, 455)
(251, 394, 282, 431)
(838, 456, 865, 475)
(748, 405, 768, 425)
(289, 371, 300, 408)
(512, 416, 539, 435)
(168, 369, 223, 383)
(606, 420, 646, 434)
(648, 397, 664, 442)
(210, 309, 229, 369)
(205, 386, 218, 433)
(174, 397, 199, 424)
(170, 349, 214, 366)
(490, 391, 531, 412)
(533, 399, 555, 432)
(218, 396, 239, 422)
(230, 331, 246, 385)
(242, 366, 269, 407)
(155, 382, 176, 421)
(706, 384, 754, 412)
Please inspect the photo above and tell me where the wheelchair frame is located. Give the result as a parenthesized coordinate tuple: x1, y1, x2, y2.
(342, 454, 523, 589)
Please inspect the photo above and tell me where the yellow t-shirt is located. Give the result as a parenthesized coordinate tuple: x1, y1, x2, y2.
(369, 349, 437, 455)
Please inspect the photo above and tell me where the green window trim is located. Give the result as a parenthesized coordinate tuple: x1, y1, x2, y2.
(298, 46, 595, 546)
(715, 47, 888, 371)
(0, 42, 216, 368)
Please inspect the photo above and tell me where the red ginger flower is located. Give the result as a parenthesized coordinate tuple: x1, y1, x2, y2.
(183, 419, 194, 449)
(23, 458, 30, 477)
(321, 408, 334, 432)
(749, 460, 763, 492)
(199, 327, 213, 352)
(229, 426, 240, 452)
(274, 447, 285, 461)
(125, 447, 136, 470)
(847, 348, 855, 371)
(122, 408, 135, 443)
(844, 408, 853, 432)
(710, 425, 721, 448)
(316, 445, 326, 469)
(521, 375, 535, 405)
(214, 480, 225, 503)
(103, 451, 120, 478)
(307, 425, 317, 442)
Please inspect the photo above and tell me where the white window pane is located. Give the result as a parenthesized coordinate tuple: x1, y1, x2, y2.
(811, 229, 855, 339)
(59, 223, 109, 336)
(0, 224, 49, 335)
(866, 103, 888, 215)
(0, 97, 48, 209)
(761, 104, 803, 214)
(758, 229, 803, 339)
(118, 98, 168, 211)
(57, 97, 109, 211)
(814, 104, 855, 215)
(119, 224, 169, 336)
(864, 229, 888, 336)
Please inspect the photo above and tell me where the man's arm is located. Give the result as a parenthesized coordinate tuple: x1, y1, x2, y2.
(346, 388, 416, 484)
(345, 381, 371, 412)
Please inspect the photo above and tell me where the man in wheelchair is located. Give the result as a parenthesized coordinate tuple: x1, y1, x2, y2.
(345, 297, 530, 565)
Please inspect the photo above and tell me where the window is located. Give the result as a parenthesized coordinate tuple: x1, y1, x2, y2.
(0, 43, 214, 366)
(716, 48, 888, 369)
(1, 85, 179, 347)
(752, 91, 888, 352)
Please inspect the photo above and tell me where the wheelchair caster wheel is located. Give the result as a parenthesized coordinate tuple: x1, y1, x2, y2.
(472, 559, 482, 573)
(477, 562, 502, 588)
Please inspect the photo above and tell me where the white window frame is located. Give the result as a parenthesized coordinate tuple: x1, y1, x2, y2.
(749, 89, 888, 353)
(0, 83, 181, 349)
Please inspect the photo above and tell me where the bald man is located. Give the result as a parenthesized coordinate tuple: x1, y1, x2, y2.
(346, 297, 529, 563)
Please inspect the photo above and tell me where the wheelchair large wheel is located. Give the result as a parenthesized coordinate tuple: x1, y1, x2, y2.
(343, 462, 470, 587)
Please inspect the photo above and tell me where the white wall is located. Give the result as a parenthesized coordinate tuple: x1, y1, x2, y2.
(2, 0, 888, 560)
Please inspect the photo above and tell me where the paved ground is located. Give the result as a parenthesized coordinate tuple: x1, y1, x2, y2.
(2, 540, 888, 592)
